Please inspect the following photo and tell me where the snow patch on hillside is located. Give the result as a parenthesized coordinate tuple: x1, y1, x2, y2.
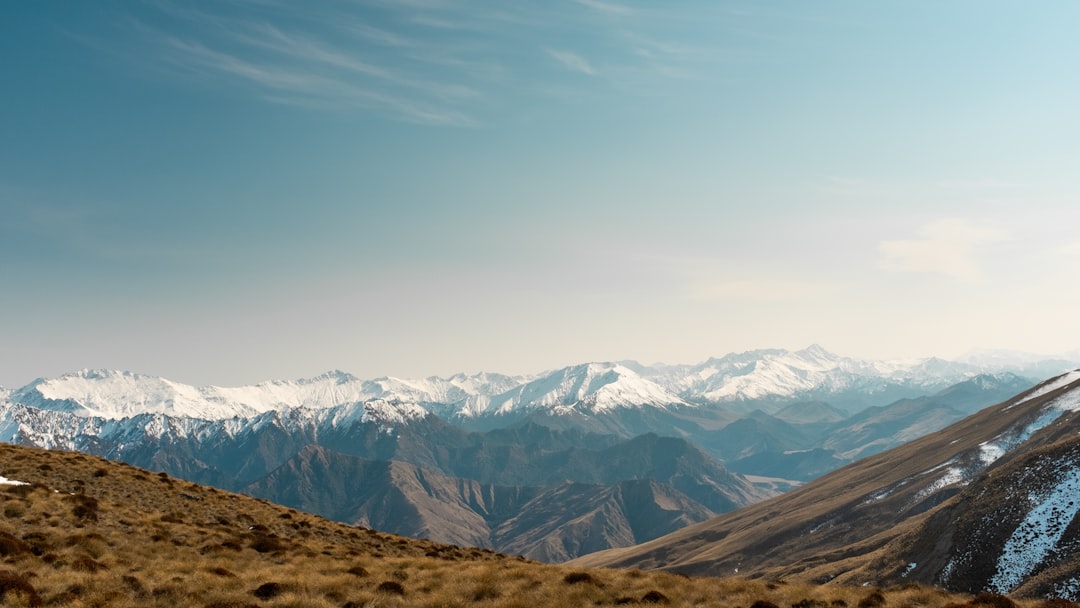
(909, 386, 1080, 504)
(1009, 371, 1080, 409)
(912, 466, 968, 503)
(989, 467, 1080, 593)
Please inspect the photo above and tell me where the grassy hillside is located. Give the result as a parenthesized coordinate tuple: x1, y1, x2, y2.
(0, 442, 1052, 608)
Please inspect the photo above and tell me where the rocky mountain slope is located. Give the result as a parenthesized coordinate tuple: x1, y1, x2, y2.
(571, 371, 1080, 598)
(241, 443, 730, 562)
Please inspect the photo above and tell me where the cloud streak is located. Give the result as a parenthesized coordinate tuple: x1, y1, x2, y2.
(878, 218, 1010, 282)
(575, 0, 637, 17)
(162, 36, 475, 126)
(113, 0, 740, 125)
(546, 49, 597, 75)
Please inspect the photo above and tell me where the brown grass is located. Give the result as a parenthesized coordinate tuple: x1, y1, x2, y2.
(0, 442, 1046, 608)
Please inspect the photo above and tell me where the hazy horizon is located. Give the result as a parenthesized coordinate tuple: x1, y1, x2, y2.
(3, 2, 1079, 389)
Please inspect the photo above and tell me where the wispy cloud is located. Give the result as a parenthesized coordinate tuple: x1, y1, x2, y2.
(575, 0, 637, 17)
(147, 21, 477, 126)
(240, 23, 480, 100)
(546, 49, 597, 75)
(878, 218, 1011, 282)
(114, 0, 744, 125)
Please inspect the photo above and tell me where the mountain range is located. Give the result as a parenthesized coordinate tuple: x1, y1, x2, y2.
(1, 346, 1076, 562)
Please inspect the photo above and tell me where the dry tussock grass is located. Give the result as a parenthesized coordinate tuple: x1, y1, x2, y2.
(0, 443, 1059, 608)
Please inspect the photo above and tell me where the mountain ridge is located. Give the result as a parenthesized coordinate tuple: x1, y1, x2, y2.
(6, 346, 1074, 422)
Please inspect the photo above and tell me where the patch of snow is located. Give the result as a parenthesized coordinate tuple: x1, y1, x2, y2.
(0, 476, 28, 486)
(1053, 578, 1080, 601)
(911, 466, 968, 503)
(941, 558, 956, 583)
(904, 386, 1080, 508)
(978, 442, 1006, 465)
(989, 467, 1080, 593)
(902, 563, 917, 578)
(1009, 370, 1080, 409)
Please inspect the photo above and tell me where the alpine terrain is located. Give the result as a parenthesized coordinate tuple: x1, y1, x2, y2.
(0, 441, 983, 608)
(572, 370, 1080, 599)
(0, 347, 1073, 562)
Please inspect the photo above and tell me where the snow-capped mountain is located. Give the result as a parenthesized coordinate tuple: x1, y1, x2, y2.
(7, 368, 525, 421)
(481, 362, 690, 416)
(0, 395, 430, 454)
(650, 345, 987, 406)
(4, 346, 1076, 424)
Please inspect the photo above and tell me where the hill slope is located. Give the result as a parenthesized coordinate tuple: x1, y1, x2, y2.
(572, 371, 1080, 598)
(0, 443, 978, 608)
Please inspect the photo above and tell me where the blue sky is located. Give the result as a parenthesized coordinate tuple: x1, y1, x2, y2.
(2, 1, 1079, 387)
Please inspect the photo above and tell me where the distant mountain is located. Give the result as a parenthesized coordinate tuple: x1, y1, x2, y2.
(242, 435, 763, 562)
(637, 345, 1002, 412)
(480, 362, 690, 416)
(822, 372, 1037, 461)
(720, 372, 1037, 481)
(1, 346, 1074, 564)
(0, 392, 766, 561)
(8, 368, 523, 420)
(571, 371, 1080, 598)
(959, 348, 1080, 380)
(9, 346, 1072, 424)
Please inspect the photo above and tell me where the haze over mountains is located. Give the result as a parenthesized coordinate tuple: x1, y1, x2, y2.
(1, 346, 1076, 562)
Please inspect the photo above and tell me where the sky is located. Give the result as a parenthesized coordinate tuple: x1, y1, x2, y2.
(2, 1, 1079, 388)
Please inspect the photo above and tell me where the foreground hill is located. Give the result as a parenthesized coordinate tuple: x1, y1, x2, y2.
(572, 371, 1080, 599)
(0, 443, 986, 608)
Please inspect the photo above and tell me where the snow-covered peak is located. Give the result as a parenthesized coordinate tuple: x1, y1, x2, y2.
(12, 369, 246, 420)
(482, 362, 689, 416)
(659, 347, 994, 403)
(7, 348, 1076, 421)
(6, 368, 529, 421)
(9, 369, 378, 420)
